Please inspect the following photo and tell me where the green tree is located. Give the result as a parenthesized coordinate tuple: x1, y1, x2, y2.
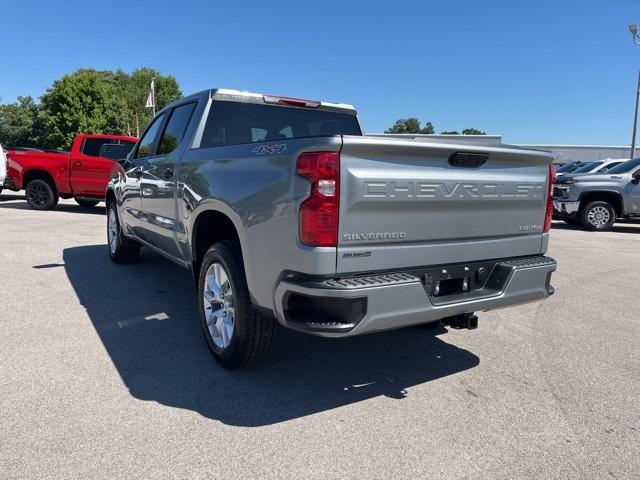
(0, 96, 45, 147)
(461, 128, 486, 135)
(440, 130, 460, 135)
(35, 68, 182, 149)
(385, 117, 435, 134)
(39, 69, 128, 149)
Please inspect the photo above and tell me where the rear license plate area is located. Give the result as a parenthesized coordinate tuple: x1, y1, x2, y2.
(418, 260, 498, 299)
(434, 277, 465, 297)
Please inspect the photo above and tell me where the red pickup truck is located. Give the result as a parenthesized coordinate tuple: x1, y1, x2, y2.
(5, 134, 137, 210)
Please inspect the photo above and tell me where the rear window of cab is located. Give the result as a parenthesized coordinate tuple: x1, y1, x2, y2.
(199, 101, 361, 148)
(82, 138, 136, 157)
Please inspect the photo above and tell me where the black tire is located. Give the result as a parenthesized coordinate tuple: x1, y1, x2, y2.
(107, 202, 140, 263)
(25, 179, 59, 210)
(75, 198, 100, 208)
(578, 201, 616, 231)
(198, 241, 278, 369)
(563, 218, 580, 226)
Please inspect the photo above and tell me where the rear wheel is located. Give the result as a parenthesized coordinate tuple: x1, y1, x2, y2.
(198, 241, 278, 369)
(25, 179, 58, 210)
(579, 201, 616, 231)
(107, 202, 140, 263)
(75, 198, 100, 208)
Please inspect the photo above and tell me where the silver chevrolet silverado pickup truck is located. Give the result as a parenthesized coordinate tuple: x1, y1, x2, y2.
(106, 88, 557, 369)
(553, 157, 640, 230)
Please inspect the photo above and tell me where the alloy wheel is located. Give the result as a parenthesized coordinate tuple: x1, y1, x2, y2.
(27, 183, 48, 207)
(108, 208, 118, 254)
(587, 206, 610, 227)
(203, 262, 235, 349)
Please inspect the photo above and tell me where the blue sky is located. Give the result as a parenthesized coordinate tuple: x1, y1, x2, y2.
(1, 0, 639, 144)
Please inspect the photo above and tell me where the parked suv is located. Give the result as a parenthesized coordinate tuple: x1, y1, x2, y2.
(555, 161, 584, 178)
(553, 157, 640, 230)
(107, 89, 557, 369)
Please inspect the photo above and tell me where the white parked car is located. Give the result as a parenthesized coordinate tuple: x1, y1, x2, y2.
(0, 144, 6, 195)
(568, 158, 626, 176)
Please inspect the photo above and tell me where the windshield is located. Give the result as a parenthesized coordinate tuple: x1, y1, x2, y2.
(571, 161, 602, 174)
(606, 158, 640, 174)
(597, 161, 622, 172)
(556, 162, 581, 173)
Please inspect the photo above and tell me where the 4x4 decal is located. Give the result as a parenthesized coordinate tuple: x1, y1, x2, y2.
(252, 144, 287, 155)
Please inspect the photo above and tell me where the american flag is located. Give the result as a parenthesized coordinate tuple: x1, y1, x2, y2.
(145, 79, 155, 108)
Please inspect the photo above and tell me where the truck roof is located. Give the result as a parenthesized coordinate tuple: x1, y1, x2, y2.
(176, 88, 358, 116)
(74, 133, 138, 142)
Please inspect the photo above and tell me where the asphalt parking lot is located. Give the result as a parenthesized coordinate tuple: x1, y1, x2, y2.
(1, 193, 639, 480)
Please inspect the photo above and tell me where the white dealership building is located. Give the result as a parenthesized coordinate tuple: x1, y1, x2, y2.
(376, 134, 632, 163)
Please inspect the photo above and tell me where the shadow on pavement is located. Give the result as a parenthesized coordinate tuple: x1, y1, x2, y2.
(63, 245, 479, 427)
(551, 220, 640, 235)
(0, 193, 25, 202)
(0, 199, 104, 215)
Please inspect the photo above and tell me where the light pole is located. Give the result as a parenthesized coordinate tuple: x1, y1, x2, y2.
(628, 24, 640, 158)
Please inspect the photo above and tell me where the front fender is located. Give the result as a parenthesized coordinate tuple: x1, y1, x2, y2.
(577, 187, 624, 202)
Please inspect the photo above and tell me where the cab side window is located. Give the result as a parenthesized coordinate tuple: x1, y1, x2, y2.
(134, 113, 166, 159)
(157, 103, 196, 156)
(82, 138, 116, 157)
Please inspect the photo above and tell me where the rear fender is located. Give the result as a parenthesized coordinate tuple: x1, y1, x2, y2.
(22, 169, 62, 195)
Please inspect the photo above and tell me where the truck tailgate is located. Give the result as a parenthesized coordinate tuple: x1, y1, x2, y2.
(337, 136, 552, 273)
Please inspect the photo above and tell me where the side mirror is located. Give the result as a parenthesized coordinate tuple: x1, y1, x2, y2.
(99, 143, 128, 161)
(633, 171, 640, 184)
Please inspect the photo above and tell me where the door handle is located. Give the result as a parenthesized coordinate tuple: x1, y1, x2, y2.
(162, 167, 174, 179)
(74, 161, 84, 167)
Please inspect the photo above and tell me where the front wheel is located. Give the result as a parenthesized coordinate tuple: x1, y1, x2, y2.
(579, 201, 616, 231)
(75, 198, 100, 208)
(107, 202, 140, 263)
(198, 241, 278, 369)
(25, 179, 58, 210)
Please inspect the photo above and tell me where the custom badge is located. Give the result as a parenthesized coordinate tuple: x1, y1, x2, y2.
(252, 144, 287, 155)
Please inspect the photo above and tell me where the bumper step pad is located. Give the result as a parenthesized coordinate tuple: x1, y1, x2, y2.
(499, 256, 556, 268)
(320, 273, 418, 289)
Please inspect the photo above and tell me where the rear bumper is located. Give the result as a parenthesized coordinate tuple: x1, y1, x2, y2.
(274, 256, 557, 337)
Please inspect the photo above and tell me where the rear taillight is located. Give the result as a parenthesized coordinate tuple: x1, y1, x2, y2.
(296, 151, 340, 247)
(544, 164, 556, 233)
